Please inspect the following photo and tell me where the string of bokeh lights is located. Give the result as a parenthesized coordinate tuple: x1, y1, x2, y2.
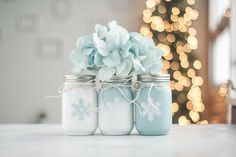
(141, 0, 208, 124)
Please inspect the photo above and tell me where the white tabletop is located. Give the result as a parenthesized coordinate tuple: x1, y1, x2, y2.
(0, 124, 235, 157)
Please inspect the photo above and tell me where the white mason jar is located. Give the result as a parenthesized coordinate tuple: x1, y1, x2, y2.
(98, 76, 134, 135)
(62, 74, 97, 135)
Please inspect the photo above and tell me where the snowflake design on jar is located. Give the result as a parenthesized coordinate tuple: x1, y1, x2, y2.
(140, 98, 162, 122)
(71, 99, 92, 120)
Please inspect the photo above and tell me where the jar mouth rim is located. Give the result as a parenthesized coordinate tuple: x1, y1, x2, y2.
(102, 75, 132, 83)
(64, 74, 96, 82)
(137, 74, 170, 81)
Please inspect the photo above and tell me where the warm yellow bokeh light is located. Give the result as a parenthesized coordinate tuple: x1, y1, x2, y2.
(164, 52, 173, 60)
(173, 71, 182, 80)
(189, 110, 200, 122)
(184, 43, 192, 53)
(193, 102, 205, 112)
(140, 25, 150, 36)
(185, 7, 193, 14)
(179, 53, 188, 61)
(157, 43, 170, 55)
(143, 16, 152, 23)
(171, 61, 180, 70)
(178, 116, 190, 125)
(187, 36, 198, 49)
(181, 60, 189, 68)
(188, 27, 197, 36)
(177, 46, 184, 54)
(192, 76, 203, 86)
(146, 0, 156, 8)
(172, 7, 180, 15)
(187, 0, 195, 5)
(198, 120, 208, 125)
(170, 80, 176, 90)
(172, 102, 179, 113)
(175, 82, 184, 91)
(163, 60, 171, 69)
(187, 68, 196, 78)
(186, 101, 193, 110)
(167, 34, 176, 42)
(193, 60, 202, 69)
(158, 5, 167, 14)
(155, 0, 161, 4)
(143, 9, 152, 17)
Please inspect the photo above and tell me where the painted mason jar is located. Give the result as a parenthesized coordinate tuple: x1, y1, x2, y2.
(98, 76, 134, 135)
(135, 74, 172, 136)
(62, 74, 97, 135)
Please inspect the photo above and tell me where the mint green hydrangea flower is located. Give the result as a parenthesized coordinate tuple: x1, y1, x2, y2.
(129, 32, 164, 75)
(69, 35, 97, 73)
(93, 21, 133, 81)
(69, 21, 164, 81)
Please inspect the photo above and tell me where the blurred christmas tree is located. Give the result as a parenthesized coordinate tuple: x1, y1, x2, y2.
(140, 0, 208, 124)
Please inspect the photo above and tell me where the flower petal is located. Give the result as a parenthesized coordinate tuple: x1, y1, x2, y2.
(69, 49, 88, 73)
(95, 24, 107, 39)
(106, 24, 130, 51)
(130, 42, 139, 57)
(98, 67, 115, 81)
(94, 53, 103, 67)
(137, 56, 147, 61)
(132, 57, 146, 72)
(82, 48, 94, 55)
(76, 35, 92, 50)
(103, 50, 121, 67)
(116, 61, 126, 76)
(88, 54, 94, 66)
(150, 61, 163, 75)
(93, 33, 108, 56)
(155, 48, 164, 56)
(120, 42, 131, 58)
(118, 59, 132, 76)
(108, 20, 117, 29)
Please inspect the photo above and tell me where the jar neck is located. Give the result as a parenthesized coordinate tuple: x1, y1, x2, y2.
(137, 80, 169, 88)
(64, 81, 96, 86)
(102, 76, 132, 84)
(137, 80, 169, 83)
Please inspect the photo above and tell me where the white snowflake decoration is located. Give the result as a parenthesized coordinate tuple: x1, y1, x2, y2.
(71, 99, 92, 120)
(140, 98, 162, 122)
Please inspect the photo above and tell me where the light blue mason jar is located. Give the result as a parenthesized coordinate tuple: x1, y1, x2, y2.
(98, 76, 134, 135)
(135, 74, 172, 136)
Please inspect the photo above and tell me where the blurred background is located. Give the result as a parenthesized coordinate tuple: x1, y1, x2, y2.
(0, 0, 235, 124)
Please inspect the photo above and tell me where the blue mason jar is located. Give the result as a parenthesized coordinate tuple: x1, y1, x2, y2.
(98, 76, 134, 135)
(135, 74, 172, 135)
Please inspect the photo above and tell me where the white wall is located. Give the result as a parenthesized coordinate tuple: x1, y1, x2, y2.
(0, 0, 145, 123)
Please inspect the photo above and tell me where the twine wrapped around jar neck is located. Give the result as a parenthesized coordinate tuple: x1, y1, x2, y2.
(44, 75, 169, 114)
(59, 79, 96, 94)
